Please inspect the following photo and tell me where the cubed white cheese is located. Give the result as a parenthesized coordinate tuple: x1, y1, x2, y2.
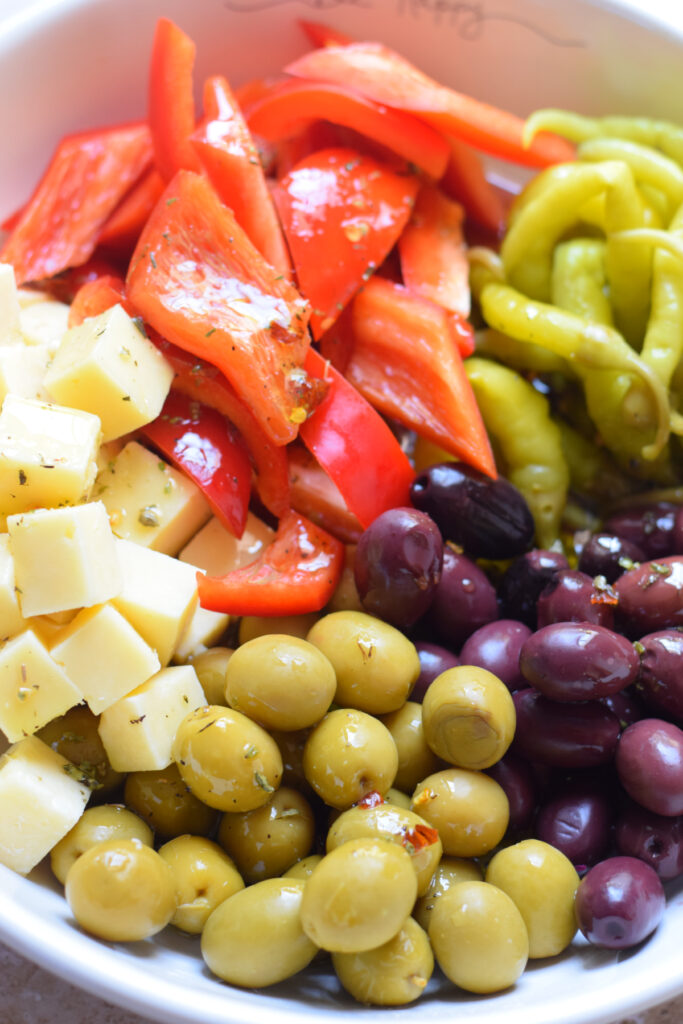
(172, 599, 230, 664)
(179, 512, 274, 574)
(0, 263, 22, 345)
(19, 299, 69, 351)
(0, 343, 52, 404)
(0, 535, 28, 641)
(0, 628, 82, 742)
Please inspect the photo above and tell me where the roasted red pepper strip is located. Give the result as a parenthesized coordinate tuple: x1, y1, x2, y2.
(98, 167, 166, 255)
(272, 148, 418, 339)
(67, 274, 132, 327)
(142, 390, 252, 538)
(1, 123, 152, 285)
(299, 348, 415, 528)
(440, 136, 506, 236)
(191, 75, 291, 276)
(288, 443, 363, 544)
(299, 19, 354, 48)
(197, 509, 344, 615)
(346, 277, 496, 477)
(285, 43, 575, 168)
(148, 17, 201, 181)
(247, 80, 450, 180)
(126, 169, 312, 447)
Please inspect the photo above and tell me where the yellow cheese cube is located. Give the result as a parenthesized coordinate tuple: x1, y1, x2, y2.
(8, 501, 122, 617)
(0, 535, 28, 641)
(179, 512, 274, 574)
(0, 263, 22, 346)
(0, 735, 90, 874)
(112, 539, 198, 666)
(94, 441, 211, 556)
(0, 343, 52, 403)
(0, 395, 101, 519)
(95, 438, 128, 476)
(98, 664, 206, 772)
(172, 599, 229, 664)
(50, 604, 160, 714)
(0, 628, 82, 742)
(44, 304, 175, 442)
(16, 287, 50, 310)
(19, 298, 69, 351)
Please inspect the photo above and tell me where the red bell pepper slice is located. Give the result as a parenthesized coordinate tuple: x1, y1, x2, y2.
(141, 390, 252, 538)
(197, 509, 344, 615)
(148, 17, 201, 181)
(97, 167, 166, 255)
(440, 137, 506, 236)
(247, 80, 450, 180)
(299, 19, 354, 48)
(285, 43, 575, 169)
(67, 274, 132, 327)
(346, 277, 496, 477)
(1, 123, 152, 286)
(190, 75, 291, 276)
(299, 347, 415, 528)
(288, 443, 363, 544)
(272, 148, 418, 339)
(126, 169, 312, 447)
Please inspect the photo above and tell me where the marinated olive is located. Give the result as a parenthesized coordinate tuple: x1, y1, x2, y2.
(498, 549, 569, 629)
(615, 799, 683, 880)
(124, 763, 219, 841)
(326, 544, 364, 614)
(615, 718, 683, 816)
(411, 768, 509, 858)
(384, 788, 412, 809)
(238, 612, 320, 645)
(421, 666, 515, 770)
(201, 878, 317, 987)
(217, 786, 315, 883)
(224, 634, 336, 731)
(158, 835, 244, 933)
(484, 753, 537, 832)
(380, 701, 442, 794)
(300, 837, 418, 952)
(332, 916, 433, 1005)
(429, 548, 499, 649)
(534, 785, 612, 867)
(413, 856, 483, 933)
(459, 620, 531, 692)
(51, 804, 153, 885)
(37, 704, 123, 794)
(65, 839, 177, 942)
(173, 705, 282, 812)
(635, 629, 683, 724)
(603, 503, 677, 560)
(283, 854, 323, 880)
(537, 569, 616, 629)
(303, 708, 398, 809)
(187, 647, 233, 705)
(614, 556, 683, 636)
(577, 532, 645, 583)
(519, 622, 639, 702)
(575, 856, 666, 949)
(269, 727, 313, 794)
(412, 642, 460, 702)
(306, 610, 420, 715)
(513, 689, 621, 768)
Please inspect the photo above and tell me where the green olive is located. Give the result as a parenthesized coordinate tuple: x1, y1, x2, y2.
(485, 839, 579, 958)
(51, 804, 153, 885)
(201, 878, 317, 987)
(173, 705, 282, 812)
(157, 835, 244, 934)
(65, 838, 177, 942)
(429, 881, 529, 993)
(384, 788, 412, 809)
(270, 727, 313, 794)
(238, 612, 320, 645)
(124, 763, 219, 840)
(381, 701, 442, 793)
(217, 786, 315, 883)
(332, 916, 433, 1005)
(325, 545, 363, 614)
(411, 768, 509, 858)
(300, 837, 417, 952)
(306, 611, 420, 714)
(37, 704, 122, 794)
(326, 803, 442, 896)
(303, 709, 398, 809)
(283, 854, 323, 880)
(224, 634, 336, 731)
(421, 666, 516, 770)
(413, 855, 484, 932)
(187, 647, 233, 706)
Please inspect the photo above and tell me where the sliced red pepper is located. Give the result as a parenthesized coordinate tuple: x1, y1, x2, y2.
(247, 80, 450, 180)
(67, 274, 132, 327)
(272, 148, 418, 339)
(346, 277, 496, 477)
(197, 509, 344, 615)
(233, 76, 286, 115)
(440, 136, 506, 236)
(285, 43, 575, 168)
(190, 75, 291, 276)
(1, 123, 152, 286)
(97, 167, 166, 255)
(449, 311, 476, 359)
(401, 824, 441, 852)
(141, 390, 252, 538)
(288, 443, 363, 544)
(354, 790, 385, 808)
(126, 169, 312, 447)
(299, 19, 354, 48)
(41, 254, 125, 304)
(148, 17, 201, 181)
(398, 183, 470, 319)
(299, 347, 415, 528)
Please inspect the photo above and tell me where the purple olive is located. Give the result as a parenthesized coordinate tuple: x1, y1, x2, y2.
(635, 629, 683, 725)
(575, 856, 666, 949)
(412, 641, 460, 702)
(428, 547, 499, 649)
(485, 753, 537, 831)
(614, 556, 683, 636)
(498, 549, 570, 629)
(459, 619, 531, 692)
(519, 622, 639, 702)
(534, 786, 612, 867)
(615, 718, 683, 816)
(537, 570, 617, 630)
(512, 689, 621, 768)
(601, 687, 647, 731)
(673, 506, 683, 553)
(603, 503, 677, 560)
(615, 800, 683, 880)
(578, 532, 645, 583)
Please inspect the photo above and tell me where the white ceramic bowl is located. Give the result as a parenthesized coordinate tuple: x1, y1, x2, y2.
(0, 1, 682, 1022)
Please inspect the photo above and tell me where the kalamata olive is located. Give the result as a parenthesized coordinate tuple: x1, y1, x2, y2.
(578, 533, 645, 583)
(615, 556, 683, 636)
(459, 620, 531, 692)
(674, 506, 683, 552)
(615, 718, 683, 816)
(498, 549, 569, 629)
(615, 800, 683, 880)
(603, 503, 677, 560)
(354, 507, 443, 628)
(519, 622, 639, 702)
(534, 786, 612, 867)
(485, 753, 537, 831)
(512, 689, 621, 768)
(601, 687, 647, 731)
(537, 570, 617, 630)
(635, 629, 683, 724)
(428, 548, 499, 649)
(413, 641, 460, 702)
(410, 462, 535, 559)
(575, 856, 666, 949)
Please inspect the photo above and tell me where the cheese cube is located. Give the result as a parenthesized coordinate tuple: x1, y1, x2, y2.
(16, 287, 50, 309)
(0, 395, 100, 519)
(50, 603, 160, 714)
(0, 535, 28, 641)
(0, 735, 90, 875)
(0, 263, 22, 345)
(98, 664, 206, 772)
(0, 629, 82, 742)
(8, 501, 122, 617)
(112, 539, 198, 666)
(0, 343, 52, 403)
(179, 512, 274, 574)
(94, 441, 211, 556)
(95, 437, 128, 476)
(172, 599, 230, 664)
(19, 299, 69, 351)
(44, 305, 175, 442)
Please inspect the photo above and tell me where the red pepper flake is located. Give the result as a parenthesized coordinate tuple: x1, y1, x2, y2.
(355, 790, 384, 809)
(401, 823, 440, 852)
